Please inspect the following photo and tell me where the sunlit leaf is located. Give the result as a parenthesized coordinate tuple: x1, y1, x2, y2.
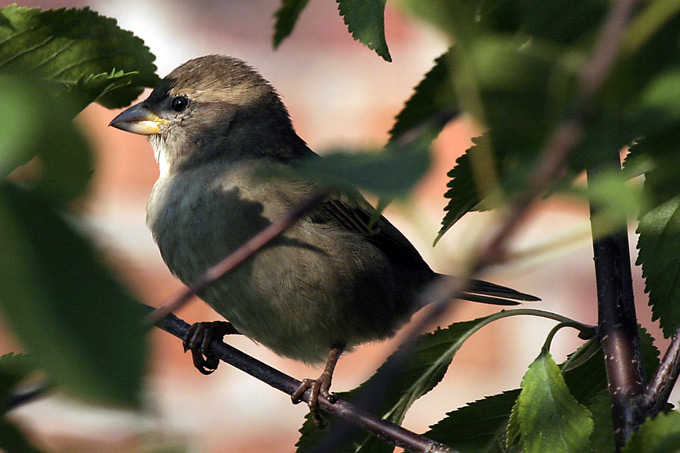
(0, 5, 158, 109)
(516, 350, 593, 452)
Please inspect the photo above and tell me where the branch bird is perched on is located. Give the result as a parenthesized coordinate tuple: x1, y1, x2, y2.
(110, 55, 539, 424)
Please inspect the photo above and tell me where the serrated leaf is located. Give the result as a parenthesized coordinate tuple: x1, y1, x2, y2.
(622, 411, 680, 453)
(388, 49, 457, 144)
(517, 350, 593, 452)
(437, 132, 531, 242)
(0, 5, 158, 109)
(0, 183, 148, 406)
(424, 389, 520, 453)
(273, 0, 310, 48)
(337, 0, 391, 62)
(296, 315, 496, 452)
(59, 70, 138, 114)
(637, 196, 680, 337)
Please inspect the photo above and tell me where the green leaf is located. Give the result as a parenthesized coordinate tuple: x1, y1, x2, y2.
(273, 0, 310, 48)
(0, 77, 92, 202)
(296, 143, 431, 199)
(296, 315, 496, 452)
(587, 390, 615, 453)
(516, 350, 593, 452)
(59, 69, 138, 114)
(0, 420, 43, 453)
(0, 5, 159, 109)
(337, 0, 391, 62)
(437, 132, 532, 242)
(0, 184, 148, 406)
(388, 49, 457, 143)
(0, 353, 36, 413)
(637, 196, 680, 337)
(425, 389, 521, 453)
(623, 411, 680, 453)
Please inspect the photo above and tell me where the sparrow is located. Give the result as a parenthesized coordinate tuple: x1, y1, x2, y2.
(109, 54, 538, 424)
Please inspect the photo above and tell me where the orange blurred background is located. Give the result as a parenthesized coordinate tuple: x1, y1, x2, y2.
(4, 1, 669, 451)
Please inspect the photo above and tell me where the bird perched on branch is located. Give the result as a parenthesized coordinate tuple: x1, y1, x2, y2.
(110, 54, 538, 425)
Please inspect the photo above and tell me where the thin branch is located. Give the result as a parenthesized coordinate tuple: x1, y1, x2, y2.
(153, 310, 457, 453)
(641, 324, 680, 417)
(145, 192, 327, 324)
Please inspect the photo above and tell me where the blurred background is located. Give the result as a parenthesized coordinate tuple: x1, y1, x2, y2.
(3, 0, 669, 451)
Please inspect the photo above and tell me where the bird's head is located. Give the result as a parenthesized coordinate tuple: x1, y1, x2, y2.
(110, 55, 303, 174)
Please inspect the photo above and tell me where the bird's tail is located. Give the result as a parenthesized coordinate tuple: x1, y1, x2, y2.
(459, 278, 540, 306)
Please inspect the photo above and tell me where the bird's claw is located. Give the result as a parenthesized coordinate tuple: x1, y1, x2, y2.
(292, 374, 336, 428)
(183, 321, 238, 375)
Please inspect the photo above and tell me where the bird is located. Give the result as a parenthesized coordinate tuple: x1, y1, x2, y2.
(109, 54, 538, 425)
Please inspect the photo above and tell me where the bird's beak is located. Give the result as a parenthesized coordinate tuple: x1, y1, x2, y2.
(109, 103, 167, 135)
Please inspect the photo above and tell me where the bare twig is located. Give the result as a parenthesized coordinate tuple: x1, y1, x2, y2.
(154, 310, 457, 453)
(641, 324, 680, 418)
(145, 192, 327, 324)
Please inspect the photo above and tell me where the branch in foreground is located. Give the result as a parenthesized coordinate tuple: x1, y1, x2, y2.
(641, 324, 680, 418)
(154, 310, 457, 453)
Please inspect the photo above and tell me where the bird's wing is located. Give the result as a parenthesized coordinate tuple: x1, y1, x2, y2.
(310, 193, 432, 273)
(310, 193, 539, 305)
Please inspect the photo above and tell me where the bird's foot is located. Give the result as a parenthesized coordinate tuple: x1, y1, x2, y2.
(291, 344, 344, 428)
(183, 321, 239, 375)
(291, 372, 336, 428)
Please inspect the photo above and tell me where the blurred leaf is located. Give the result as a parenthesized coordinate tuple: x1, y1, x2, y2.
(622, 411, 680, 453)
(0, 353, 36, 413)
(337, 0, 391, 62)
(0, 77, 92, 202)
(296, 143, 430, 199)
(425, 389, 521, 453)
(0, 420, 43, 453)
(388, 49, 457, 143)
(512, 0, 607, 46)
(466, 37, 575, 148)
(637, 196, 680, 337)
(515, 350, 593, 452)
(570, 169, 645, 239)
(0, 5, 158, 110)
(0, 183, 148, 406)
(273, 0, 310, 47)
(296, 315, 496, 452)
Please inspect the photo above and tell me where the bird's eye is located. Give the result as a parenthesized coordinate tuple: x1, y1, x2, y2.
(171, 96, 189, 112)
